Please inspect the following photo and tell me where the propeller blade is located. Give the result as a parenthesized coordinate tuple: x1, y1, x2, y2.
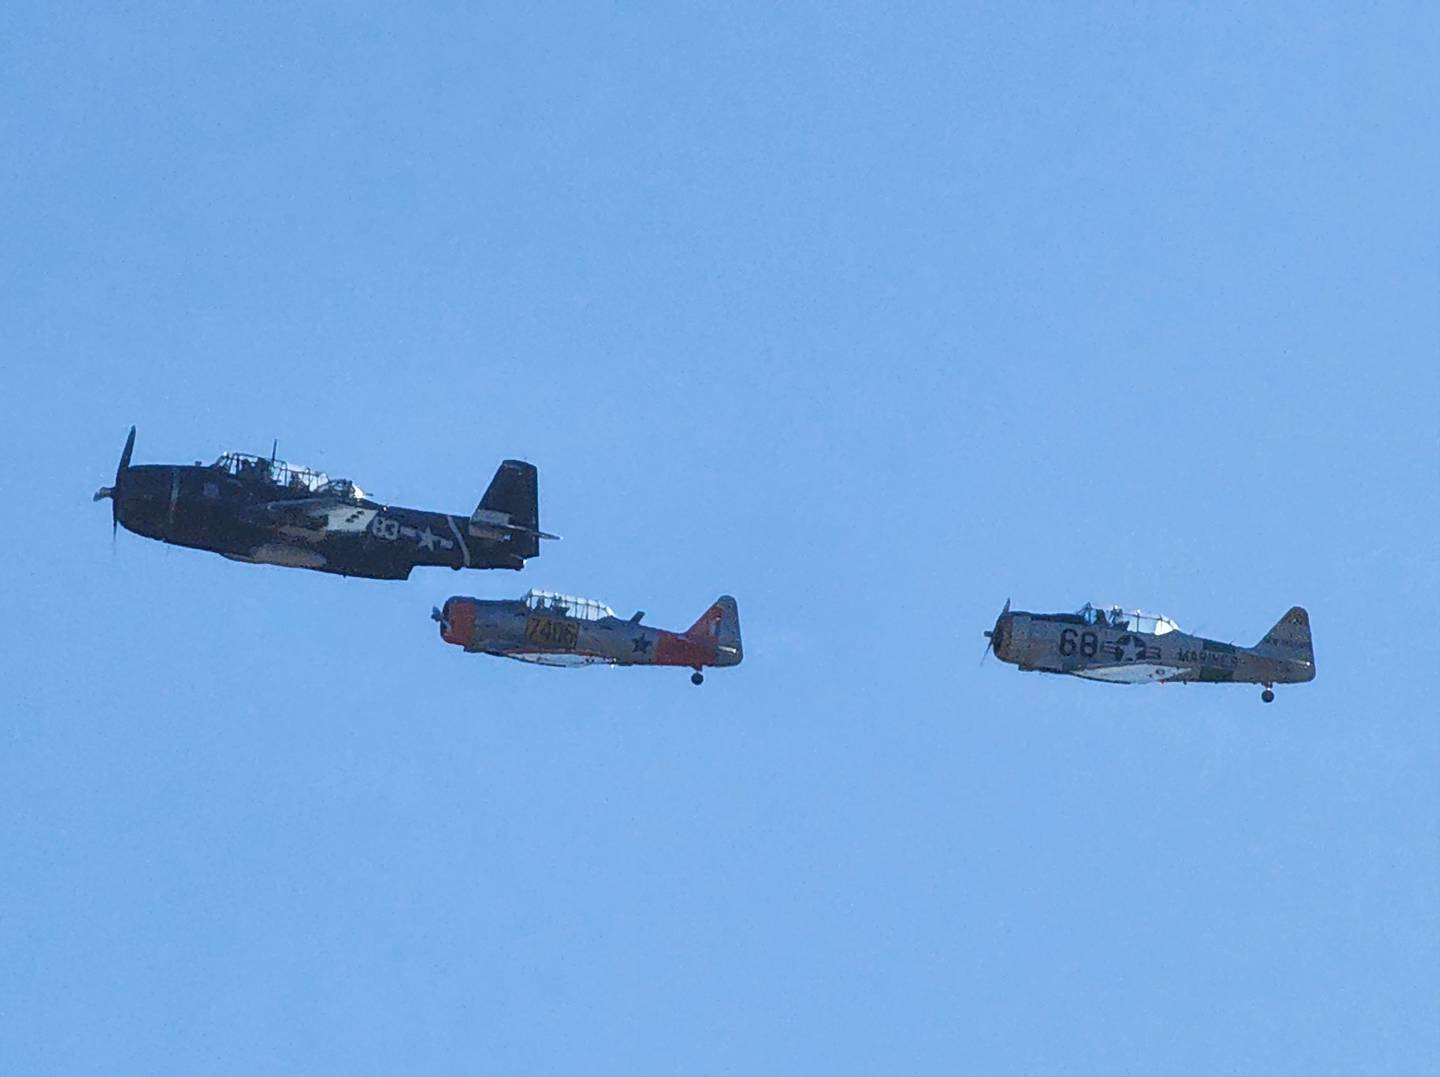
(117, 425, 136, 478)
(112, 426, 135, 530)
(981, 599, 1010, 665)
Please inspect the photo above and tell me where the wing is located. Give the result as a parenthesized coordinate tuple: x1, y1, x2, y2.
(241, 497, 356, 532)
(251, 496, 340, 518)
(1072, 662, 1193, 684)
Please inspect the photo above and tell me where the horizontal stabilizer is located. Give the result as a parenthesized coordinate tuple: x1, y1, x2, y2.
(468, 507, 559, 542)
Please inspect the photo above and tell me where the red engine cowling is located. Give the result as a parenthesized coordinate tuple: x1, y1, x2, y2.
(438, 598, 476, 648)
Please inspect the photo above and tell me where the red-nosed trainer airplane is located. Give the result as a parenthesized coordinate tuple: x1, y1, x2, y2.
(433, 589, 742, 685)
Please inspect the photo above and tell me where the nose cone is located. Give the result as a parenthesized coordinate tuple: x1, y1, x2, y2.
(112, 465, 172, 537)
(437, 598, 475, 648)
(987, 612, 1014, 661)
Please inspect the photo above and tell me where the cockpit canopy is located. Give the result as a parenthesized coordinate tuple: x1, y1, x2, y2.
(319, 477, 365, 501)
(522, 589, 616, 621)
(212, 452, 367, 501)
(1077, 602, 1179, 635)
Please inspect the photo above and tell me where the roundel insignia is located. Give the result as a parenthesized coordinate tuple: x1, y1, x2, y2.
(1113, 635, 1146, 662)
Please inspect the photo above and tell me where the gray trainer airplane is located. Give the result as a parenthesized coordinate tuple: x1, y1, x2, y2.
(984, 601, 1315, 702)
(433, 589, 742, 684)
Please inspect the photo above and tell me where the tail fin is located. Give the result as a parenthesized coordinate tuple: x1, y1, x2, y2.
(1253, 606, 1314, 664)
(686, 596, 742, 663)
(469, 460, 554, 559)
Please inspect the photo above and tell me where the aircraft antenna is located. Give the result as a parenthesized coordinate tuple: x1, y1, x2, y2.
(271, 439, 278, 465)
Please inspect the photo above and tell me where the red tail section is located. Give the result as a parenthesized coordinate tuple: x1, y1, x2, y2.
(686, 602, 726, 639)
(685, 596, 741, 665)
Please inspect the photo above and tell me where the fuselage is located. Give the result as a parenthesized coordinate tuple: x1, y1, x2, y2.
(989, 608, 1315, 686)
(436, 594, 743, 670)
(114, 462, 521, 579)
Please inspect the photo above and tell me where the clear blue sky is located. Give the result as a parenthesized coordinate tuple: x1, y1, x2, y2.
(3, 4, 1437, 1074)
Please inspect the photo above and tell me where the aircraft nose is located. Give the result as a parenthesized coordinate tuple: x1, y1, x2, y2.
(987, 613, 1011, 657)
(437, 599, 474, 647)
(112, 466, 171, 533)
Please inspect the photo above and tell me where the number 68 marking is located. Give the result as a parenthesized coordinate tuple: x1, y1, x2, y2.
(1059, 628, 1098, 658)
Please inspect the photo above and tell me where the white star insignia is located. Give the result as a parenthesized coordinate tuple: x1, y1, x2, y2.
(417, 526, 439, 551)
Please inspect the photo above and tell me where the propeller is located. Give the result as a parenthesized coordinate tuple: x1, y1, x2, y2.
(982, 597, 1011, 664)
(93, 425, 136, 540)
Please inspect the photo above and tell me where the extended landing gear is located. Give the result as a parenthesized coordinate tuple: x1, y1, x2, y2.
(1261, 686, 1275, 703)
(691, 670, 705, 686)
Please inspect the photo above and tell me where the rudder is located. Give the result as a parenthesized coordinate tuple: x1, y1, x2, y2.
(687, 596, 742, 662)
(480, 460, 538, 531)
(1253, 606, 1314, 662)
(471, 460, 543, 560)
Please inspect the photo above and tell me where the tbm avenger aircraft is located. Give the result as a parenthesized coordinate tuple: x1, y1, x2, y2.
(432, 589, 742, 684)
(93, 427, 556, 579)
(983, 601, 1315, 702)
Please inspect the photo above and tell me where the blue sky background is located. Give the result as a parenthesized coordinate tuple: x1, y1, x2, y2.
(2, 4, 1437, 1074)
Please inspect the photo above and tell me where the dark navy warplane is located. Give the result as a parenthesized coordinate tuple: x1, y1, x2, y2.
(94, 427, 556, 579)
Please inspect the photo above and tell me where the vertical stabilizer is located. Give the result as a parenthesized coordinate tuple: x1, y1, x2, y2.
(686, 596, 742, 662)
(470, 460, 543, 560)
(1252, 606, 1314, 665)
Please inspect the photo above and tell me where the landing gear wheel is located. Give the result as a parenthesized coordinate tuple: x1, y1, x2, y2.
(691, 671, 704, 686)
(1261, 689, 1275, 703)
